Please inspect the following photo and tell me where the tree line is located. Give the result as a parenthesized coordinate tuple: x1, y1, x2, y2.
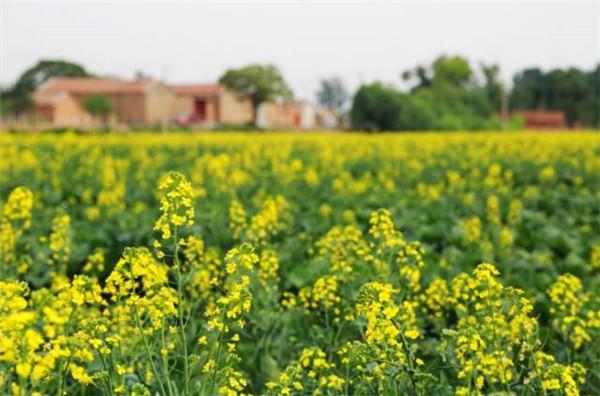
(346, 56, 599, 131)
(1, 56, 598, 130)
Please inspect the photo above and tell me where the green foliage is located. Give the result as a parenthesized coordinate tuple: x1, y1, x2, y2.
(412, 82, 497, 130)
(351, 83, 443, 131)
(351, 56, 501, 131)
(219, 64, 293, 125)
(510, 68, 545, 110)
(431, 55, 473, 87)
(0, 86, 33, 117)
(350, 83, 409, 131)
(214, 122, 257, 132)
(480, 63, 503, 110)
(355, 55, 597, 132)
(83, 94, 113, 118)
(1, 59, 91, 116)
(507, 114, 524, 130)
(316, 77, 349, 119)
(510, 65, 600, 127)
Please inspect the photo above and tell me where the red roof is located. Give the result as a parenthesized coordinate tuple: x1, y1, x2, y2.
(169, 84, 222, 97)
(39, 77, 153, 95)
(33, 91, 70, 105)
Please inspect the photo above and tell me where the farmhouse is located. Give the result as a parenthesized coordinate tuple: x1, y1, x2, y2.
(31, 77, 174, 127)
(257, 100, 316, 130)
(28, 77, 331, 130)
(169, 84, 253, 126)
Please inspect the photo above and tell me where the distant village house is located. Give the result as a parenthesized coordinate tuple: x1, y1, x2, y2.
(31, 77, 174, 127)
(257, 101, 316, 130)
(27, 77, 333, 130)
(169, 84, 253, 127)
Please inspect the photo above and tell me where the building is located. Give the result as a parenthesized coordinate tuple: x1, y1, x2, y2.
(28, 77, 330, 130)
(315, 106, 339, 129)
(169, 84, 253, 126)
(31, 77, 174, 127)
(257, 100, 316, 130)
(518, 110, 567, 130)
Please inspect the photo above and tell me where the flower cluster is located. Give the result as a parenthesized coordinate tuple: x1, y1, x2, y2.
(48, 213, 71, 272)
(153, 171, 195, 241)
(105, 247, 177, 334)
(230, 195, 290, 246)
(441, 264, 540, 393)
(264, 347, 344, 395)
(531, 351, 586, 396)
(461, 216, 482, 243)
(547, 273, 599, 350)
(1, 186, 34, 229)
(206, 244, 257, 333)
(0, 187, 34, 276)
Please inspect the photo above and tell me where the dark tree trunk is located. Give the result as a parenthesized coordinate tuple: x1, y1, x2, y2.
(251, 98, 260, 128)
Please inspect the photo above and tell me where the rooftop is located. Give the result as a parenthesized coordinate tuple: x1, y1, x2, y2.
(38, 77, 154, 95)
(169, 84, 222, 97)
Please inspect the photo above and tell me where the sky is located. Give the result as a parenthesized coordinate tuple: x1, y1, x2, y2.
(1, 1, 599, 100)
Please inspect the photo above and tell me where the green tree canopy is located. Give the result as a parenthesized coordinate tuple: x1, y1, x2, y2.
(510, 68, 546, 110)
(350, 83, 421, 131)
(401, 65, 432, 91)
(83, 94, 113, 122)
(431, 55, 473, 87)
(510, 65, 599, 127)
(403, 55, 473, 91)
(316, 77, 349, 120)
(354, 56, 499, 132)
(480, 63, 503, 110)
(1, 59, 91, 116)
(219, 64, 292, 126)
(15, 60, 91, 93)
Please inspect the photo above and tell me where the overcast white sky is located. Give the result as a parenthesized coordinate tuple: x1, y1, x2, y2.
(1, 1, 598, 99)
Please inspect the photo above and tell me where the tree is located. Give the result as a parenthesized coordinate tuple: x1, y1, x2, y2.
(402, 55, 473, 91)
(510, 65, 599, 127)
(544, 68, 591, 126)
(316, 77, 349, 122)
(1, 59, 91, 116)
(410, 83, 496, 130)
(401, 65, 432, 92)
(480, 63, 503, 110)
(431, 55, 473, 87)
(0, 85, 33, 117)
(350, 82, 431, 132)
(581, 65, 600, 127)
(219, 64, 293, 126)
(83, 94, 113, 126)
(510, 68, 546, 110)
(399, 56, 496, 131)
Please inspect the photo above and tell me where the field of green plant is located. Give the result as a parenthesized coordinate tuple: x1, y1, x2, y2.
(1, 132, 599, 396)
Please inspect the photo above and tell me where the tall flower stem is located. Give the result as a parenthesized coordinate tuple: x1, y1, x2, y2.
(133, 308, 168, 396)
(174, 226, 190, 395)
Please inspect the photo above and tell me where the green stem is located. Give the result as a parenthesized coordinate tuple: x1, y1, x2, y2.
(133, 308, 168, 396)
(56, 356, 71, 396)
(97, 352, 115, 396)
(174, 226, 190, 394)
(160, 324, 175, 396)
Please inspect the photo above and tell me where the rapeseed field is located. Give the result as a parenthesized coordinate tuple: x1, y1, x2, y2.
(1, 132, 599, 395)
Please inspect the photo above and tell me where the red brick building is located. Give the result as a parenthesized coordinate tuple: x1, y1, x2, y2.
(518, 110, 567, 130)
